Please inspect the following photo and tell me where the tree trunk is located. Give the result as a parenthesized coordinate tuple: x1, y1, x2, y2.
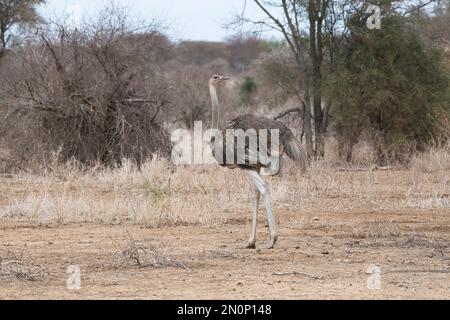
(303, 68, 314, 157)
(308, 0, 326, 158)
(0, 25, 6, 57)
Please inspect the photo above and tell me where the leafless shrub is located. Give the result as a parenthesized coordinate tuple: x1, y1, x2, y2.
(397, 234, 448, 256)
(112, 232, 187, 269)
(0, 250, 48, 281)
(0, 4, 172, 170)
(352, 221, 402, 239)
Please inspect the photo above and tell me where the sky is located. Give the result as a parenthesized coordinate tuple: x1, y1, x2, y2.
(40, 0, 281, 42)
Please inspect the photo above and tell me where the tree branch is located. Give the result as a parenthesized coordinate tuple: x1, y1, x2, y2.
(402, 0, 436, 16)
(273, 107, 302, 121)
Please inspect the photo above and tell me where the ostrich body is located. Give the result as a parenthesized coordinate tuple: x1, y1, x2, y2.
(209, 75, 306, 249)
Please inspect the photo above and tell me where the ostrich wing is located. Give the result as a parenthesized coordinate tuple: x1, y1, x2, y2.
(214, 114, 292, 170)
(225, 114, 295, 147)
(225, 114, 307, 171)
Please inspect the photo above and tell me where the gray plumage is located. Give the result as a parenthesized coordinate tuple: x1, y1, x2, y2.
(221, 114, 307, 172)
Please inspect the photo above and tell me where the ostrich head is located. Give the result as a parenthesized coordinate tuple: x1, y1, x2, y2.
(209, 75, 230, 87)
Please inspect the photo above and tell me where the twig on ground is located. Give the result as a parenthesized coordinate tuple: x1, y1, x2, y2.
(273, 271, 323, 280)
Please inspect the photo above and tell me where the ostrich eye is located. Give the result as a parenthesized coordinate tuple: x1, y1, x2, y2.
(214, 76, 219, 80)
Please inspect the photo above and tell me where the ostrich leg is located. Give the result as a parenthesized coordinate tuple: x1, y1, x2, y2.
(246, 170, 278, 249)
(247, 184, 260, 249)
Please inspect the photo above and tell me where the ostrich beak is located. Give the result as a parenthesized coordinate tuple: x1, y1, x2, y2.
(221, 76, 230, 81)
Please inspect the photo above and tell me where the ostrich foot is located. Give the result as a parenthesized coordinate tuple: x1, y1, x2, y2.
(267, 234, 278, 249)
(246, 240, 256, 249)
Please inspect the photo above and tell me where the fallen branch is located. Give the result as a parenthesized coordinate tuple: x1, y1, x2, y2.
(386, 269, 450, 274)
(273, 271, 323, 280)
(336, 166, 394, 172)
(273, 107, 302, 121)
(1, 260, 22, 266)
(337, 167, 373, 172)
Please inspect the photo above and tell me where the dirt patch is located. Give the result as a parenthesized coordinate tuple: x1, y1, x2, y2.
(0, 207, 449, 299)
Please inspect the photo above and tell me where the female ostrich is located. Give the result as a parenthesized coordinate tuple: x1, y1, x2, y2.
(209, 75, 307, 249)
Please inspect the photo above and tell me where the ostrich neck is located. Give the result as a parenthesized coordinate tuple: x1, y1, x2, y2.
(209, 84, 220, 132)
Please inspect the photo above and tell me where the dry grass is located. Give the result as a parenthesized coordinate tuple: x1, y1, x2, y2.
(0, 146, 449, 227)
(0, 250, 48, 281)
(352, 221, 403, 239)
(410, 143, 450, 173)
(111, 232, 187, 269)
(0, 155, 253, 226)
(398, 234, 448, 253)
(406, 144, 450, 209)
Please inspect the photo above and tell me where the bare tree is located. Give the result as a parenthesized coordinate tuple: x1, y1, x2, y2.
(0, 0, 44, 57)
(231, 0, 440, 159)
(230, 0, 346, 156)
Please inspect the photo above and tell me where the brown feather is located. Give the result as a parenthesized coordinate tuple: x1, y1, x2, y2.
(211, 114, 306, 173)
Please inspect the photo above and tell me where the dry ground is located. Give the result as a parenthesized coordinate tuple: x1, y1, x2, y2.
(0, 155, 449, 299)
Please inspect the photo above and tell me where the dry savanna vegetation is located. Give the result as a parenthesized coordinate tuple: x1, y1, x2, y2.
(1, 145, 449, 299)
(0, 0, 449, 299)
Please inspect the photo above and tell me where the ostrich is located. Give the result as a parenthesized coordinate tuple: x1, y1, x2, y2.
(208, 75, 307, 249)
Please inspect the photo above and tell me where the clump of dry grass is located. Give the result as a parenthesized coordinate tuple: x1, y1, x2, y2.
(0, 250, 48, 281)
(352, 221, 402, 239)
(351, 141, 376, 167)
(398, 234, 448, 255)
(404, 144, 450, 209)
(410, 143, 450, 173)
(111, 233, 187, 269)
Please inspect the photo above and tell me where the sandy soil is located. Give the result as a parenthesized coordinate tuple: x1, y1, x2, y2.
(1, 206, 449, 299)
